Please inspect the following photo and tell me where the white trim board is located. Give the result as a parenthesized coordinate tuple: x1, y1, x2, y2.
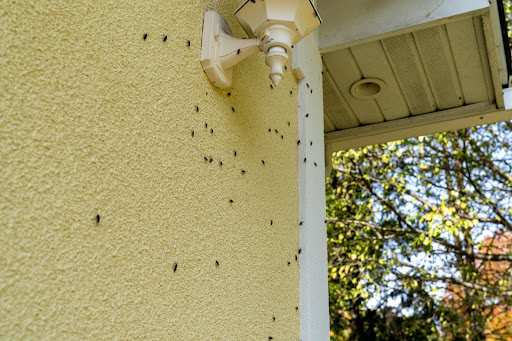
(318, 0, 489, 53)
(325, 102, 512, 151)
(293, 31, 331, 340)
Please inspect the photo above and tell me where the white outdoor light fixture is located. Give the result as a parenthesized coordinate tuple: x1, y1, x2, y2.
(201, 0, 321, 89)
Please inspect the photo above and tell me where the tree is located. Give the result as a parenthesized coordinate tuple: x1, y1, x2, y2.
(327, 122, 512, 340)
(443, 233, 512, 340)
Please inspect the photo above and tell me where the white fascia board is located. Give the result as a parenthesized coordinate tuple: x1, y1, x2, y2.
(503, 88, 512, 110)
(325, 102, 512, 151)
(318, 0, 489, 52)
(292, 31, 330, 341)
(487, 0, 509, 86)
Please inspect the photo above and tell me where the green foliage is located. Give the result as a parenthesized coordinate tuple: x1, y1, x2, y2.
(327, 122, 512, 340)
(505, 0, 512, 45)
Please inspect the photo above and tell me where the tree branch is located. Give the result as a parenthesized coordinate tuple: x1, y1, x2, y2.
(327, 218, 512, 261)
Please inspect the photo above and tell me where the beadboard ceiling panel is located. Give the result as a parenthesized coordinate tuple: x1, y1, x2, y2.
(323, 16, 496, 134)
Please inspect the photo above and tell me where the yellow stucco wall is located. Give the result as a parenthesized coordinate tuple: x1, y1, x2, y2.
(0, 1, 300, 339)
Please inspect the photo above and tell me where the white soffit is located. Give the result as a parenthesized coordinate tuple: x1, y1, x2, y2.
(320, 1, 512, 151)
(317, 0, 489, 52)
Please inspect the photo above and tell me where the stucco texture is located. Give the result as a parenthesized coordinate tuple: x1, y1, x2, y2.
(0, 1, 300, 339)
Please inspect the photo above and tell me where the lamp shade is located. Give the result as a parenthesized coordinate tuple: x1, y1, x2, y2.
(235, 0, 321, 47)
